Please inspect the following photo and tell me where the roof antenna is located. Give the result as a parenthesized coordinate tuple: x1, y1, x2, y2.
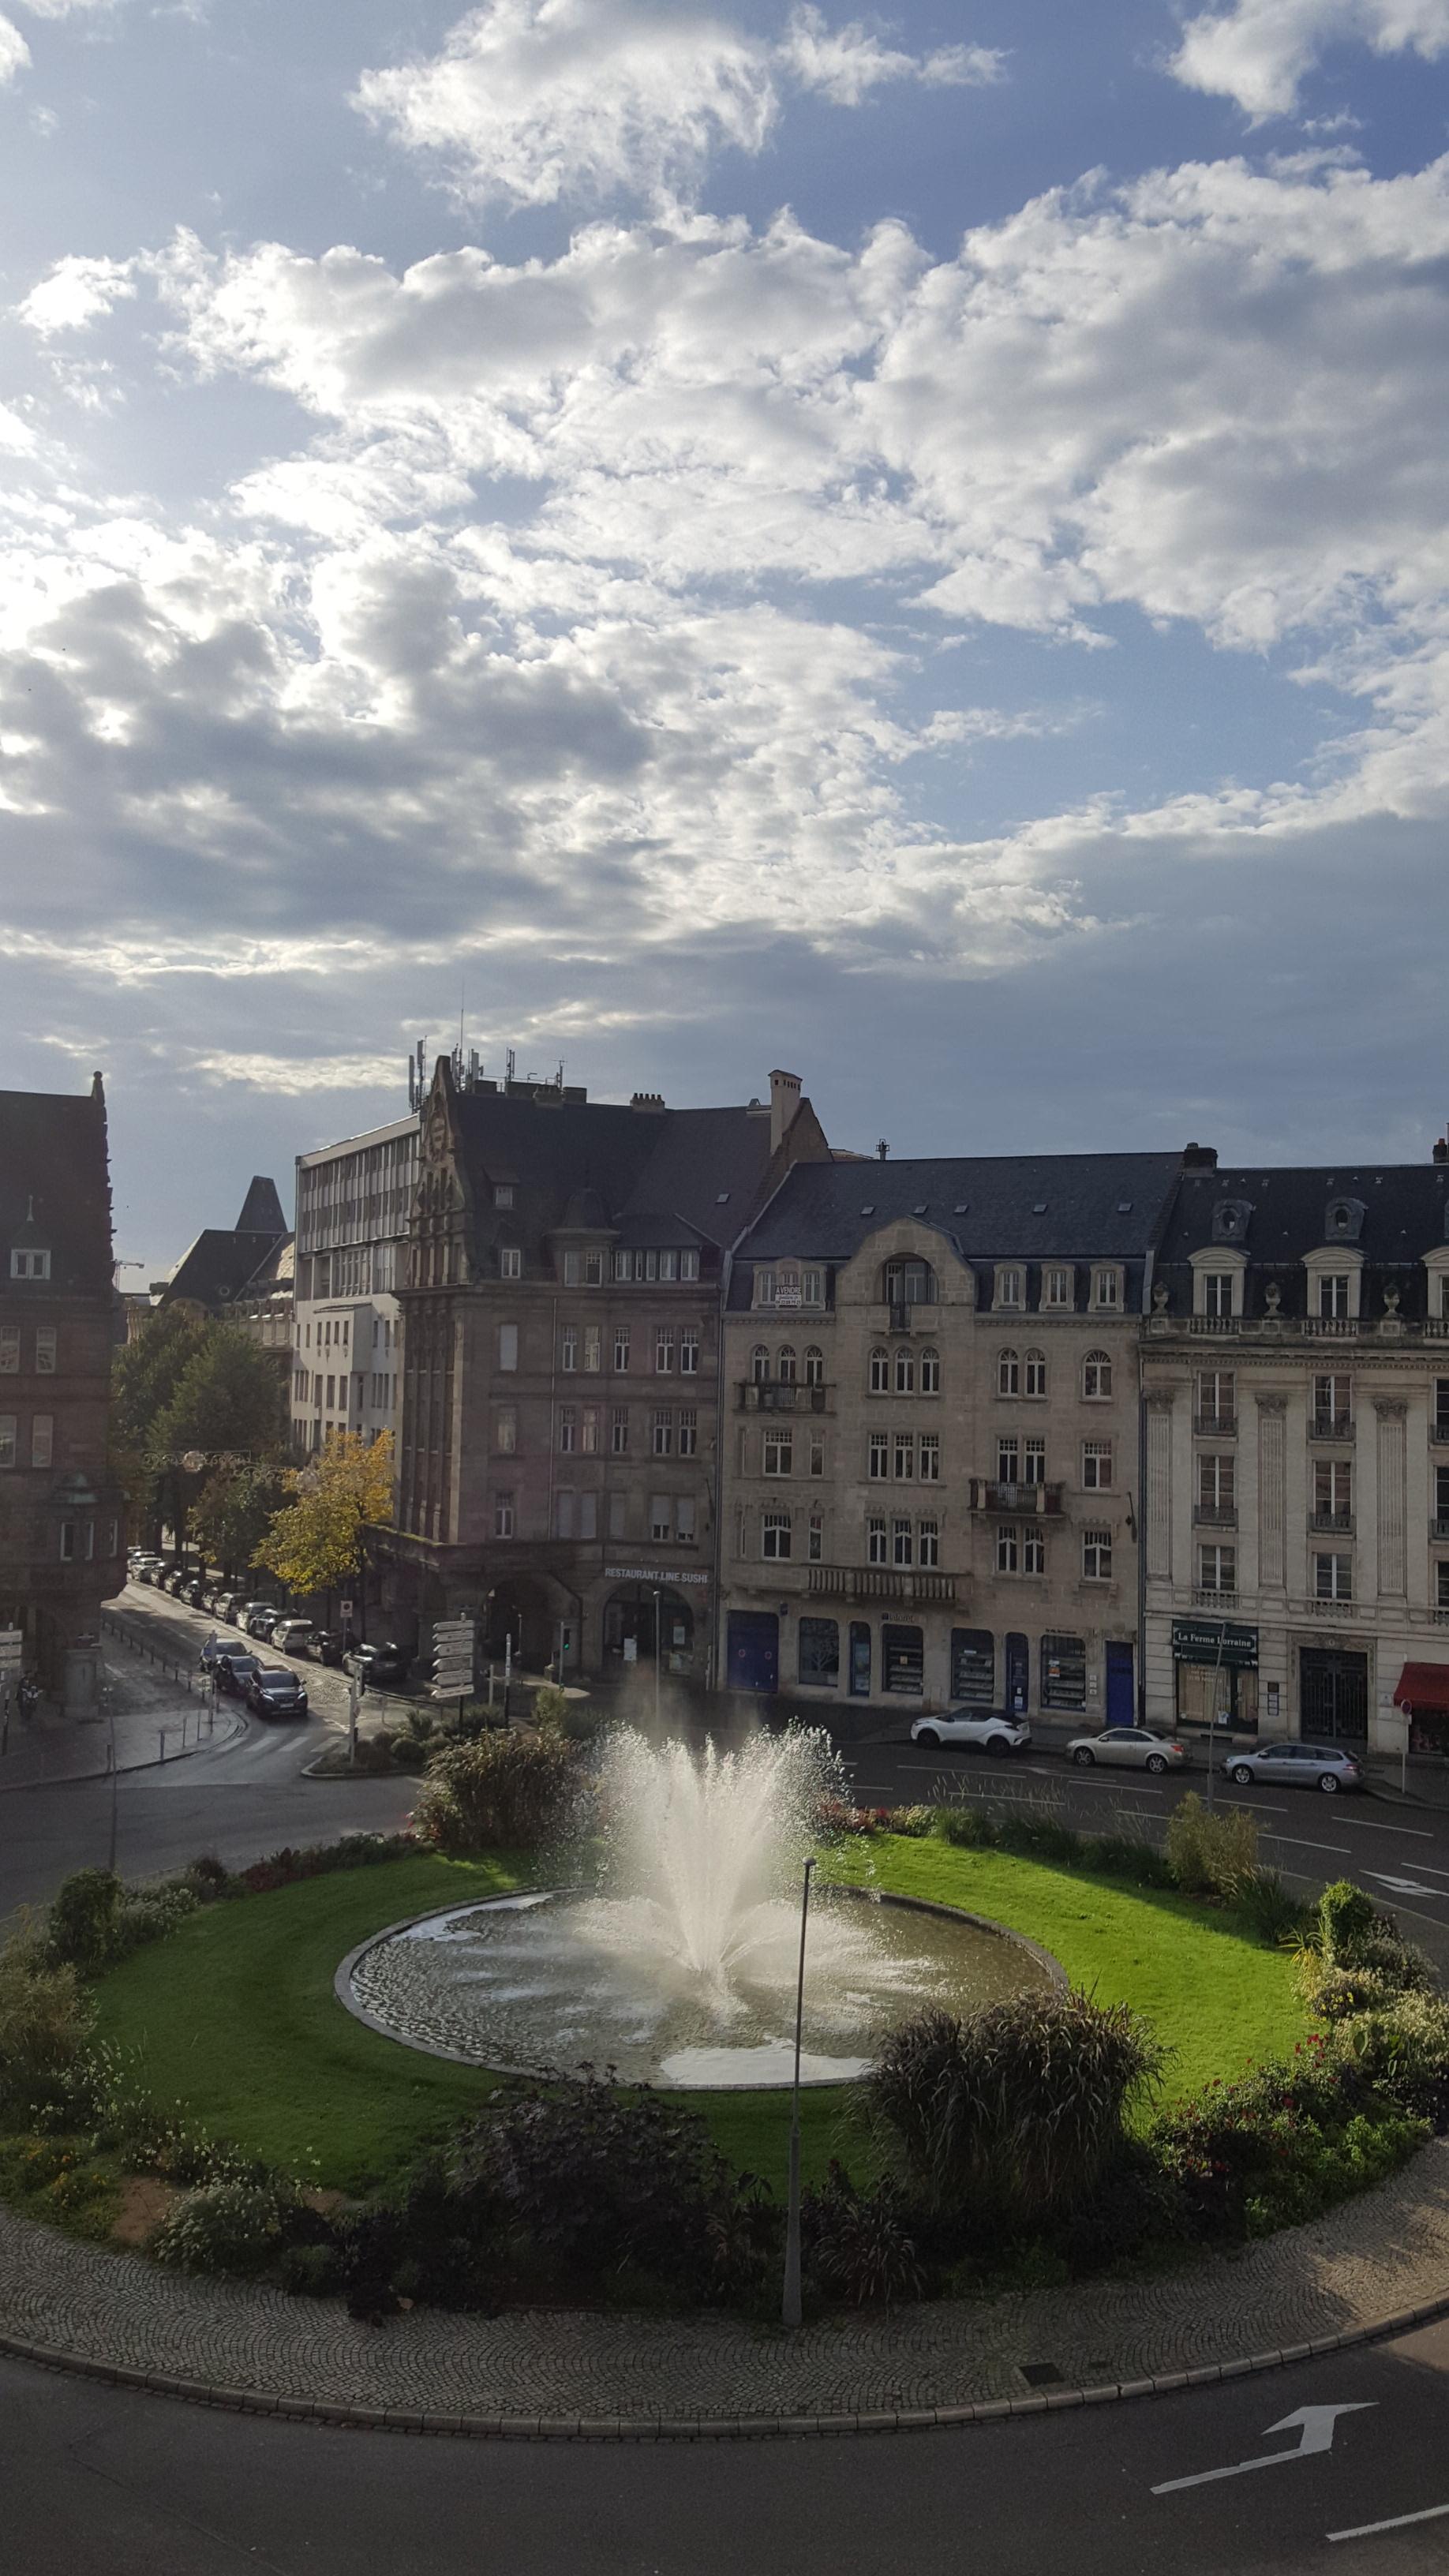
(877, 1139, 889, 1162)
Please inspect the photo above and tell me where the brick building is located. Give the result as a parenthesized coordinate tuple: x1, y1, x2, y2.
(0, 1075, 123, 1713)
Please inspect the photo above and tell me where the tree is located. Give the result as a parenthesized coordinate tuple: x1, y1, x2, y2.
(192, 1461, 290, 1578)
(152, 1327, 286, 1461)
(110, 1307, 212, 1539)
(253, 1432, 395, 1614)
(111, 1311, 286, 1553)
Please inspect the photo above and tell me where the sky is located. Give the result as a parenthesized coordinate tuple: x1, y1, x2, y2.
(2, 0, 1449, 1275)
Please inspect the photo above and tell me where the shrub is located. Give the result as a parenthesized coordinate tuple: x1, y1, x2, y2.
(1319, 1880, 1378, 1958)
(1232, 1869, 1311, 1950)
(994, 1811, 1082, 1866)
(887, 1805, 934, 1840)
(1152, 2034, 1431, 2241)
(0, 1935, 91, 2100)
(529, 1683, 571, 1731)
(931, 1803, 998, 1850)
(1166, 1794, 1258, 1899)
(152, 2180, 289, 2276)
(47, 1870, 123, 1973)
(870, 1990, 1165, 2227)
(1327, 1989, 1449, 2124)
(112, 1881, 200, 1958)
(412, 1728, 578, 1853)
(279, 2241, 345, 2297)
(802, 2163, 924, 2307)
(1081, 1832, 1176, 1890)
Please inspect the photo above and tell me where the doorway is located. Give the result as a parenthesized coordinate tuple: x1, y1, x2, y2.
(1300, 1647, 1368, 1743)
(1004, 1632, 1028, 1717)
(1105, 1640, 1135, 1726)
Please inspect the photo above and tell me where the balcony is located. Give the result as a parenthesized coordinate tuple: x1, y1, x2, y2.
(1303, 1316, 1358, 1339)
(1193, 1413, 1237, 1438)
(1432, 1516, 1449, 1541)
(1309, 1414, 1354, 1441)
(886, 1301, 938, 1335)
(1312, 1509, 1354, 1534)
(1193, 1502, 1237, 1527)
(968, 1478, 1065, 1516)
(737, 1382, 829, 1413)
(806, 1564, 957, 1607)
(1189, 1316, 1240, 1335)
(1302, 1595, 1357, 1619)
(1192, 1586, 1238, 1608)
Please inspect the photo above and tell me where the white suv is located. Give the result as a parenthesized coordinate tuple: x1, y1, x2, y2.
(911, 1709, 1031, 1758)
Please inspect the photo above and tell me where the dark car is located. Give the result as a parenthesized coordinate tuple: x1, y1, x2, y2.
(182, 1578, 208, 1608)
(343, 1642, 410, 1689)
(246, 1666, 309, 1720)
(309, 1629, 347, 1668)
(244, 1607, 279, 1641)
(214, 1652, 261, 1695)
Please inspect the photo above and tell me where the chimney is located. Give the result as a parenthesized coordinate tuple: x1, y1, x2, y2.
(769, 1068, 802, 1155)
(630, 1091, 666, 1113)
(1182, 1140, 1218, 1170)
(1435, 1137, 1448, 1165)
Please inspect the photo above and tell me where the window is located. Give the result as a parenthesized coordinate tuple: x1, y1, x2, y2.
(1024, 1436, 1046, 1485)
(1024, 1349, 1047, 1398)
(608, 1492, 627, 1539)
(106, 1519, 118, 1557)
(893, 1517, 913, 1567)
(1023, 1526, 1045, 1575)
(326, 1375, 335, 1410)
(869, 1346, 889, 1394)
(808, 1510, 823, 1562)
(952, 1629, 994, 1704)
(0, 1329, 15, 1373)
(808, 1433, 824, 1477)
(655, 1327, 675, 1374)
(560, 1325, 578, 1372)
(919, 1346, 939, 1395)
(918, 1518, 939, 1568)
(1092, 1268, 1121, 1309)
(581, 1405, 600, 1455)
(884, 1260, 935, 1307)
(799, 1617, 839, 1687)
(751, 1345, 770, 1384)
(651, 1494, 673, 1543)
(559, 1406, 578, 1455)
(494, 1492, 515, 1538)
(1041, 1634, 1087, 1712)
(1082, 1349, 1112, 1399)
(0, 1417, 13, 1468)
(578, 1494, 598, 1540)
(882, 1623, 925, 1694)
(681, 1249, 700, 1282)
(1315, 1552, 1354, 1601)
(614, 1327, 631, 1373)
(777, 1345, 797, 1384)
(587, 1251, 606, 1287)
(1436, 1377, 1449, 1436)
(1199, 1543, 1236, 1593)
(893, 1432, 915, 1481)
(1044, 1266, 1072, 1309)
(1313, 1372, 1351, 1433)
(500, 1246, 522, 1280)
(659, 1250, 677, 1283)
(1316, 1458, 1352, 1522)
(611, 1406, 629, 1455)
(493, 1184, 514, 1208)
(996, 1267, 1023, 1308)
(1321, 1272, 1352, 1319)
(1199, 1452, 1234, 1514)
(613, 1249, 631, 1282)
(894, 1347, 914, 1395)
(997, 1523, 1019, 1574)
(34, 1327, 55, 1374)
(762, 1509, 792, 1559)
(9, 1250, 49, 1281)
(868, 1432, 889, 1480)
(802, 1267, 822, 1305)
(1439, 1562, 1449, 1611)
(998, 1435, 1020, 1481)
(676, 1496, 696, 1543)
(497, 1323, 518, 1372)
(867, 1514, 887, 1565)
(804, 1345, 824, 1387)
(998, 1347, 1020, 1398)
(763, 1428, 792, 1475)
(1202, 1271, 1234, 1318)
(680, 1328, 699, 1376)
(1082, 1526, 1112, 1580)
(583, 1326, 601, 1374)
(562, 1250, 580, 1286)
(59, 1521, 75, 1560)
(653, 1409, 675, 1458)
(679, 1409, 698, 1457)
(495, 1405, 517, 1454)
(1083, 1439, 1113, 1490)
(1196, 1368, 1235, 1428)
(756, 1270, 777, 1307)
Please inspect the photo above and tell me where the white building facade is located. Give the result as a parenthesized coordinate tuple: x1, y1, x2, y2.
(290, 1114, 419, 1456)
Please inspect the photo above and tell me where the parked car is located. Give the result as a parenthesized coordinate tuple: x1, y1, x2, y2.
(231, 1599, 267, 1628)
(135, 1563, 161, 1586)
(213, 1652, 261, 1695)
(197, 1634, 232, 1671)
(244, 1607, 280, 1640)
(270, 1618, 313, 1657)
(308, 1629, 347, 1668)
(911, 1709, 1031, 1758)
(1067, 1726, 1187, 1775)
(212, 1593, 238, 1622)
(245, 1666, 309, 1720)
(1225, 1739, 1364, 1795)
(164, 1570, 189, 1597)
(343, 1641, 410, 1689)
(182, 1578, 208, 1608)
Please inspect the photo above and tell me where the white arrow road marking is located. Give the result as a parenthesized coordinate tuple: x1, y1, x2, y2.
(1152, 2404, 1376, 2494)
(1329, 2502, 1449, 2541)
(1366, 1873, 1442, 1897)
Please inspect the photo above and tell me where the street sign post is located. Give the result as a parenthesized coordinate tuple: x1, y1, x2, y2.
(431, 1616, 477, 1708)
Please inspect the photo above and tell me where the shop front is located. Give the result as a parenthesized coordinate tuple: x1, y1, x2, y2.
(1171, 1614, 1260, 1736)
(602, 1567, 708, 1679)
(1394, 1661, 1449, 1757)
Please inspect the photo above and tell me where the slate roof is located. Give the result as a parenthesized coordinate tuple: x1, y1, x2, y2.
(451, 1088, 785, 1261)
(736, 1153, 1186, 1268)
(163, 1230, 291, 1313)
(0, 1079, 112, 1297)
(1156, 1163, 1449, 1320)
(235, 1175, 287, 1235)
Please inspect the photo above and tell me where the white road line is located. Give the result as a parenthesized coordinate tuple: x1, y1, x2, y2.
(1335, 1816, 1434, 1839)
(1261, 1834, 1352, 1857)
(1328, 2501, 1449, 2541)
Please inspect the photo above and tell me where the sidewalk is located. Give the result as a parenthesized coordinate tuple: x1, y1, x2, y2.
(0, 2142, 1446, 2438)
(0, 1630, 243, 1793)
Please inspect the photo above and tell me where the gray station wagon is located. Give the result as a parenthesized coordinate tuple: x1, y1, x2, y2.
(1225, 1739, 1364, 1795)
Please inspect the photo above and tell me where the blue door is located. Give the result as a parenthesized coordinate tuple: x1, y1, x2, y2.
(727, 1611, 779, 1693)
(1105, 1640, 1135, 1726)
(1005, 1633, 1028, 1717)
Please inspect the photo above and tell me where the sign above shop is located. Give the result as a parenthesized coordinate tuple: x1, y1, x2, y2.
(604, 1567, 710, 1587)
(1172, 1616, 1259, 1670)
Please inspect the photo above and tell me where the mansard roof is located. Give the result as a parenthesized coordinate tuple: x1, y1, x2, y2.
(735, 1151, 1185, 1271)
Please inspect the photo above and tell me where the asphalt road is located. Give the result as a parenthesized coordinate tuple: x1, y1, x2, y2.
(6, 2316, 1449, 2574)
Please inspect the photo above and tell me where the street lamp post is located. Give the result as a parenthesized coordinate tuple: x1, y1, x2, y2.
(781, 1855, 816, 2330)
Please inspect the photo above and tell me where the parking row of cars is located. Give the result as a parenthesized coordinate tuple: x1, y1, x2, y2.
(908, 1708, 1365, 1792)
(126, 1555, 411, 1689)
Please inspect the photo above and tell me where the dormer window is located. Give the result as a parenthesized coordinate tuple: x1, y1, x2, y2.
(1211, 1198, 1254, 1245)
(1320, 1272, 1351, 1319)
(584, 1250, 604, 1288)
(1325, 1197, 1365, 1243)
(884, 1258, 935, 1308)
(1091, 1267, 1121, 1311)
(996, 1267, 1023, 1309)
(493, 1185, 515, 1209)
(500, 1247, 522, 1280)
(1043, 1267, 1073, 1309)
(755, 1269, 777, 1308)
(10, 1250, 50, 1282)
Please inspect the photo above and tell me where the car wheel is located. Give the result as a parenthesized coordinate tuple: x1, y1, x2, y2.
(915, 1728, 941, 1750)
(1230, 1764, 1253, 1787)
(1072, 1747, 1095, 1766)
(1318, 1773, 1342, 1794)
(1145, 1754, 1167, 1774)
(985, 1735, 1009, 1758)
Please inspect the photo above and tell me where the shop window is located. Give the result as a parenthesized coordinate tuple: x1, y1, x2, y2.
(1041, 1633, 1087, 1711)
(798, 1617, 840, 1687)
(882, 1623, 924, 1694)
(950, 1629, 994, 1704)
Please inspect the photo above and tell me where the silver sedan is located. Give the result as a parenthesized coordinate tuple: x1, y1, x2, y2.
(1066, 1726, 1187, 1775)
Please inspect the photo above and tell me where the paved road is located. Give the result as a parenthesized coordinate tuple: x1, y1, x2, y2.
(5, 2316, 1449, 2574)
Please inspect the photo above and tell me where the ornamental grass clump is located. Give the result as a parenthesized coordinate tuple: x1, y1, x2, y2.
(1165, 1793, 1259, 1899)
(869, 1989, 1165, 2230)
(412, 1728, 578, 1853)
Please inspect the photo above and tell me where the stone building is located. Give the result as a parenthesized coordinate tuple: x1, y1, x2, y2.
(376, 1060, 829, 1679)
(157, 1174, 290, 1328)
(290, 1114, 419, 1456)
(1143, 1149, 1449, 1758)
(719, 1152, 1186, 1721)
(0, 1074, 123, 1713)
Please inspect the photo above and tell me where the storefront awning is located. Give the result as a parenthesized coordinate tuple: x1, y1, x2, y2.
(1393, 1662, 1449, 1713)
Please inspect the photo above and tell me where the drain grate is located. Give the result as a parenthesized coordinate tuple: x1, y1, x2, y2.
(1019, 2361, 1065, 2387)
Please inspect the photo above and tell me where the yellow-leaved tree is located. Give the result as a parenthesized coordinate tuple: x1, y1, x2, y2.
(253, 1431, 395, 1617)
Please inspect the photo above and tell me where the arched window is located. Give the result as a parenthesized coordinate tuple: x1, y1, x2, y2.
(777, 1344, 797, 1383)
(894, 1346, 915, 1395)
(803, 1345, 824, 1387)
(919, 1346, 940, 1395)
(1083, 1348, 1113, 1400)
(1024, 1348, 1047, 1398)
(998, 1347, 1020, 1398)
(883, 1258, 937, 1308)
(869, 1346, 889, 1394)
(751, 1344, 770, 1384)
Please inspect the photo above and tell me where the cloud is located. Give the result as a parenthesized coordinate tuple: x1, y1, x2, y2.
(17, 253, 137, 334)
(354, 0, 1002, 209)
(0, 13, 29, 80)
(1169, 0, 1449, 118)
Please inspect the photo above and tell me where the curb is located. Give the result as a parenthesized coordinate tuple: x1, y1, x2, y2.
(0, 1709, 248, 1795)
(3, 2286, 1449, 2443)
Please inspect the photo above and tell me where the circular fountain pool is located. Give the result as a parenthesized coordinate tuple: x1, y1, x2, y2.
(339, 1885, 1057, 2089)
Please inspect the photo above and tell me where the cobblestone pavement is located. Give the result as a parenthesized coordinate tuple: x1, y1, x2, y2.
(2, 2144, 1448, 2432)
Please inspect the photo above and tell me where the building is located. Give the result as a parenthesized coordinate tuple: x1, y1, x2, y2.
(718, 1151, 1189, 1720)
(0, 1074, 123, 1713)
(1143, 1147, 1449, 1758)
(155, 1174, 291, 1336)
(290, 1114, 419, 1456)
(379, 1061, 830, 1679)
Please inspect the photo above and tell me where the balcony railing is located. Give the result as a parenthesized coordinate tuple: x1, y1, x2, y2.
(1432, 1516, 1449, 1541)
(1303, 1317, 1358, 1338)
(1303, 1595, 1357, 1618)
(968, 1479, 1065, 1516)
(1193, 1413, 1237, 1438)
(1309, 1414, 1354, 1440)
(887, 1301, 937, 1335)
(1189, 1316, 1240, 1335)
(1192, 1585, 1237, 1608)
(1432, 1423, 1449, 1445)
(1312, 1509, 1354, 1533)
(737, 1382, 829, 1413)
(806, 1564, 957, 1607)
(1193, 1502, 1237, 1526)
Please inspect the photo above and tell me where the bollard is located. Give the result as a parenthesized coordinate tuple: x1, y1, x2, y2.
(158, 1728, 166, 1764)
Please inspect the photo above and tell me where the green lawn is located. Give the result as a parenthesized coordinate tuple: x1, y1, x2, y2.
(90, 1841, 1304, 2197)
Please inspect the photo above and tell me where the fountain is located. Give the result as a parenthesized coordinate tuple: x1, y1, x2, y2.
(340, 1728, 1055, 2087)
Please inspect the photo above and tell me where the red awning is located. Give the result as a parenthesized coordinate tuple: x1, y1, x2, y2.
(1394, 1662, 1449, 1713)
